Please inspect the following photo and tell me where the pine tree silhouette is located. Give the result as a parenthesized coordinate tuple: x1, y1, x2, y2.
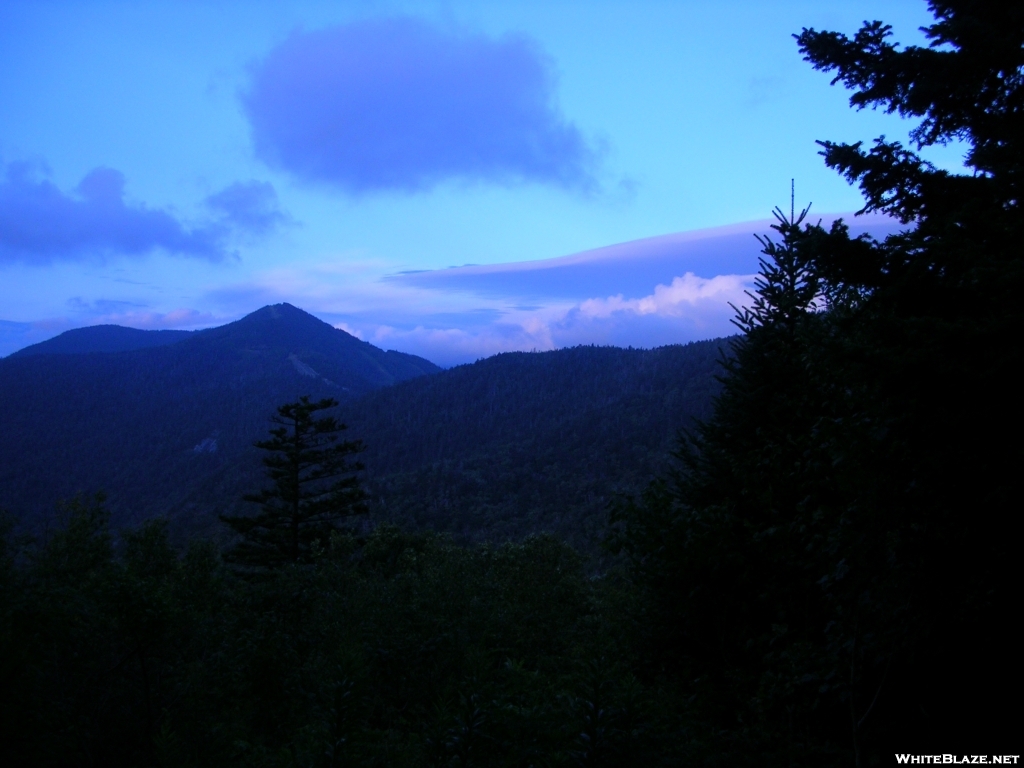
(222, 396, 366, 567)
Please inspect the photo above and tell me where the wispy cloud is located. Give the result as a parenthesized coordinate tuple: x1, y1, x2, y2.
(203, 180, 289, 238)
(341, 273, 752, 367)
(243, 17, 600, 194)
(0, 162, 287, 264)
(60, 296, 218, 330)
(388, 213, 901, 298)
(81, 307, 221, 330)
(324, 216, 901, 364)
(0, 300, 225, 356)
(2, 215, 904, 365)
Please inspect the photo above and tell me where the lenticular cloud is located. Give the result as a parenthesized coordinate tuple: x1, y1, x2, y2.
(243, 18, 599, 193)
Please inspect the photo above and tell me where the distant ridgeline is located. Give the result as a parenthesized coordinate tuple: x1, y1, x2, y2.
(9, 325, 195, 356)
(0, 303, 727, 545)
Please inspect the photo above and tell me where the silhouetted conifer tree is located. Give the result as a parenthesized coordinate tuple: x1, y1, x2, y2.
(615, 1, 1022, 762)
(222, 396, 366, 567)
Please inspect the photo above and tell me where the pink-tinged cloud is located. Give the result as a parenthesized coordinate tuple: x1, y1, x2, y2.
(346, 273, 753, 367)
(0, 163, 286, 264)
(1, 215, 907, 364)
(576, 273, 750, 320)
(346, 215, 906, 363)
(243, 17, 599, 193)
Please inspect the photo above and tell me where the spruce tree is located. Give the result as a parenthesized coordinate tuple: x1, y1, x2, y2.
(222, 396, 366, 567)
(616, 1, 1022, 761)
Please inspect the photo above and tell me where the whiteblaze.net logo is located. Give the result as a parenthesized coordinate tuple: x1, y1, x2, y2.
(895, 757, 1019, 765)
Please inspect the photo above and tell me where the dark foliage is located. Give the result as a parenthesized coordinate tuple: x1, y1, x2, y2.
(0, 496, 685, 767)
(222, 396, 367, 567)
(614, 1, 1023, 762)
(344, 341, 726, 549)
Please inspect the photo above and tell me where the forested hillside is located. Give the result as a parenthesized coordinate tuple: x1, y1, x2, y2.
(0, 319, 726, 546)
(344, 342, 725, 548)
(0, 303, 439, 534)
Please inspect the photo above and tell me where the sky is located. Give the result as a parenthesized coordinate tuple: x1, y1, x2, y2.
(0, 0, 965, 365)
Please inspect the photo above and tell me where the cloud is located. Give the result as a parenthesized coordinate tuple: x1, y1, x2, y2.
(81, 307, 221, 330)
(0, 162, 287, 264)
(204, 180, 288, 237)
(62, 295, 222, 331)
(344, 273, 752, 366)
(198, 215, 902, 366)
(66, 296, 147, 314)
(389, 213, 903, 299)
(362, 323, 545, 368)
(575, 273, 749, 320)
(243, 17, 599, 194)
(1, 215, 900, 362)
(0, 297, 227, 357)
(550, 273, 750, 348)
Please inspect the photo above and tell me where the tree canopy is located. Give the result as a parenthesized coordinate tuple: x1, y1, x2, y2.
(615, 1, 1022, 762)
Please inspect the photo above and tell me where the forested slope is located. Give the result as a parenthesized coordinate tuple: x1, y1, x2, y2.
(0, 324, 726, 547)
(0, 303, 439, 534)
(343, 341, 726, 547)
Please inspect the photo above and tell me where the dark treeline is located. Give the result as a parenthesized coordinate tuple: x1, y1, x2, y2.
(613, 1, 1022, 760)
(1, 495, 677, 766)
(2, 2, 1021, 764)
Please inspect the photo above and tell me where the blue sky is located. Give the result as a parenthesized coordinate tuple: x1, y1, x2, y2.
(0, 0, 963, 364)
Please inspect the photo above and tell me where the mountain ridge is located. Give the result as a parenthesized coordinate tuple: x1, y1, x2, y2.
(10, 325, 194, 357)
(0, 303, 441, 532)
(0, 304, 727, 548)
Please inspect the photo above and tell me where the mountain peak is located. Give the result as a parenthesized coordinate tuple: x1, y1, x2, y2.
(211, 304, 355, 347)
(255, 302, 306, 318)
(243, 302, 326, 324)
(176, 303, 440, 385)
